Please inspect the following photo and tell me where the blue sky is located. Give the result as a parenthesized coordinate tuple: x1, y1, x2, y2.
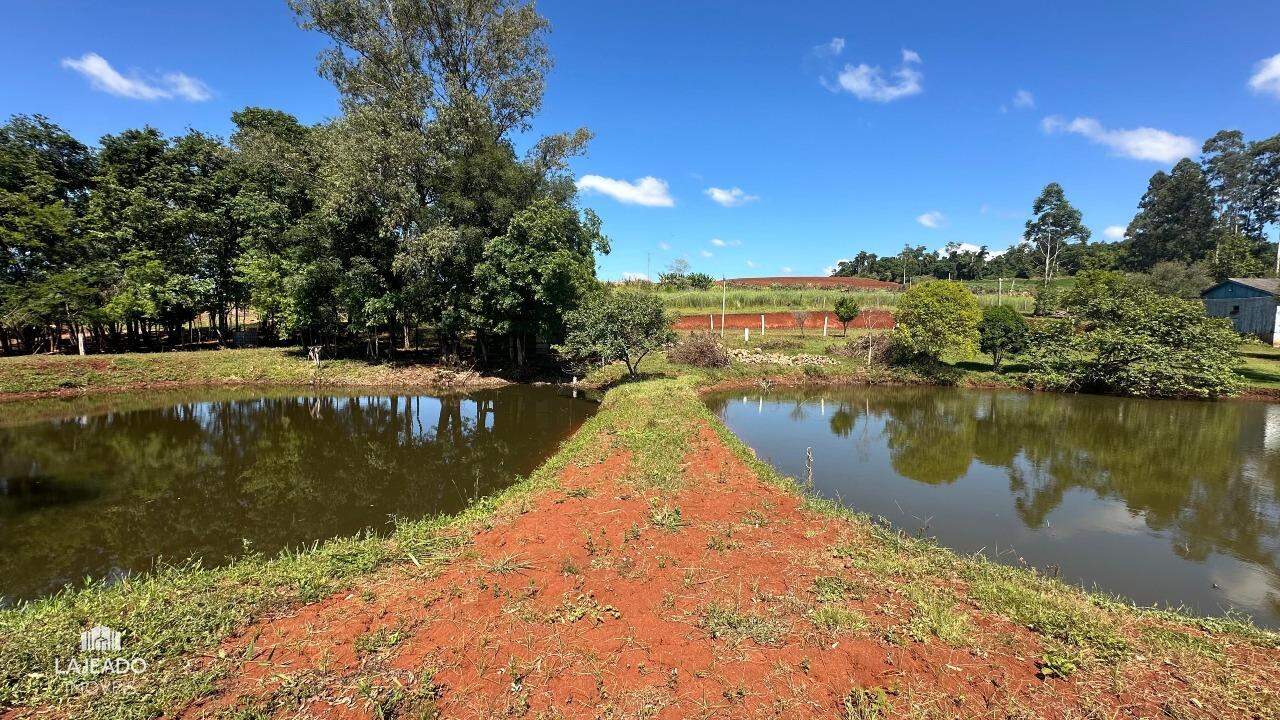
(3, 1, 1279, 280)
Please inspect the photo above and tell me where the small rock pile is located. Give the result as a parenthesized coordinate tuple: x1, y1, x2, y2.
(727, 348, 836, 367)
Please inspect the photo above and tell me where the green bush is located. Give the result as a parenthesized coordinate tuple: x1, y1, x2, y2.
(686, 272, 715, 290)
(892, 281, 981, 364)
(1023, 271, 1241, 398)
(977, 306, 1029, 372)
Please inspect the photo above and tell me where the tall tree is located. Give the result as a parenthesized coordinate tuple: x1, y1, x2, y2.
(1201, 130, 1254, 234)
(1124, 159, 1215, 271)
(1249, 133, 1280, 273)
(1024, 182, 1090, 284)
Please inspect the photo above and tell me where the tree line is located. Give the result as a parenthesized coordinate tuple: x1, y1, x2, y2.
(0, 0, 606, 365)
(833, 129, 1280, 285)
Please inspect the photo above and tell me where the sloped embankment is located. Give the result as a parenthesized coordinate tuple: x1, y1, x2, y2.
(2, 379, 1278, 719)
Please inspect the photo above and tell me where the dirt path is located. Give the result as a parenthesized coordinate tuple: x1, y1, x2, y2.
(160, 417, 1280, 720)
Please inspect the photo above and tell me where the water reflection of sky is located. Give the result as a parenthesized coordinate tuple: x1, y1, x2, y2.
(711, 388, 1280, 628)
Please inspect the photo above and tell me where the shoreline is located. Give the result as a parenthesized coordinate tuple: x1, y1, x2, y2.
(1, 377, 1276, 718)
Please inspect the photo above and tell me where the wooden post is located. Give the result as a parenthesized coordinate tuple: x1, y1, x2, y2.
(709, 314, 714, 332)
(760, 314, 765, 336)
(823, 316, 828, 337)
(744, 328, 749, 343)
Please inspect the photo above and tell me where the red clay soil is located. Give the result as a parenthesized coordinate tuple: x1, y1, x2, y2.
(726, 276, 901, 290)
(159, 422, 1278, 720)
(673, 310, 895, 331)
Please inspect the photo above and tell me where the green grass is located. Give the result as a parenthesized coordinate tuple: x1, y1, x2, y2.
(1235, 341, 1280, 389)
(640, 286, 1036, 316)
(0, 347, 486, 398)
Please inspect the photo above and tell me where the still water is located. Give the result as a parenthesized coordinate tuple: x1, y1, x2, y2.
(0, 386, 595, 603)
(707, 387, 1280, 628)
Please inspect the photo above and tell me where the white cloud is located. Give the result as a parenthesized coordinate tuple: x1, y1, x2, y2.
(61, 53, 212, 101)
(826, 48, 923, 102)
(620, 271, 649, 281)
(163, 72, 212, 101)
(1103, 225, 1126, 240)
(780, 266, 794, 274)
(709, 238, 741, 247)
(745, 259, 758, 268)
(1041, 115, 1197, 163)
(575, 175, 675, 207)
(1248, 53, 1280, 98)
(1012, 89, 1035, 109)
(916, 210, 945, 229)
(826, 37, 846, 55)
(699, 250, 714, 258)
(657, 241, 671, 251)
(705, 186, 759, 207)
(950, 243, 982, 253)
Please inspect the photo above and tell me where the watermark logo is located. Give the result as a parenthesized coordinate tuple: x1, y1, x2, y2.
(80, 625, 122, 653)
(56, 625, 147, 680)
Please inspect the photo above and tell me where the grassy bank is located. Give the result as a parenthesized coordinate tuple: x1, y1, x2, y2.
(2, 376, 1276, 718)
(0, 347, 504, 400)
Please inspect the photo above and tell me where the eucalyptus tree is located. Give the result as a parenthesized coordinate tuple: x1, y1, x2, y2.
(1024, 182, 1090, 285)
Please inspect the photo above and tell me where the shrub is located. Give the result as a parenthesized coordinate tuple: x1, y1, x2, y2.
(892, 281, 981, 364)
(1023, 271, 1241, 398)
(556, 291, 675, 377)
(686, 272, 715, 291)
(977, 305, 1029, 372)
(668, 333, 731, 368)
(1033, 284, 1060, 316)
(829, 334, 897, 365)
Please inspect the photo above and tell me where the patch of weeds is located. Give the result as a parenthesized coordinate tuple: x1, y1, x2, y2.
(561, 556, 581, 575)
(842, 687, 889, 720)
(354, 626, 406, 656)
(565, 486, 592, 499)
(1140, 625, 1224, 661)
(624, 522, 642, 542)
(1037, 647, 1079, 679)
(905, 586, 970, 646)
(809, 606, 869, 634)
(965, 565, 1128, 662)
(546, 593, 621, 625)
(742, 509, 769, 528)
(706, 529, 741, 552)
(811, 575, 863, 603)
(482, 554, 533, 575)
(700, 602, 790, 646)
(649, 503, 686, 532)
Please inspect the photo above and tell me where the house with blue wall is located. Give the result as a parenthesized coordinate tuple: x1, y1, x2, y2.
(1201, 278, 1280, 345)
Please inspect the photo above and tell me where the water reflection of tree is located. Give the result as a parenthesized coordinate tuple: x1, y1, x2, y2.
(0, 388, 592, 601)
(711, 388, 1280, 604)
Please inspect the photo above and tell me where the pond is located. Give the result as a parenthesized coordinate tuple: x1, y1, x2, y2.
(706, 386, 1280, 628)
(0, 386, 596, 604)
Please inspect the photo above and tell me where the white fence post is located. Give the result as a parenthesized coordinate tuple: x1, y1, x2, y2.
(761, 314, 765, 336)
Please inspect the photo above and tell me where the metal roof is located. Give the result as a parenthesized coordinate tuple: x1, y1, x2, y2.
(1201, 278, 1280, 296)
(1228, 278, 1280, 293)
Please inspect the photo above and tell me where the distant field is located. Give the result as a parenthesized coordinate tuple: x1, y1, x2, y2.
(648, 286, 1035, 315)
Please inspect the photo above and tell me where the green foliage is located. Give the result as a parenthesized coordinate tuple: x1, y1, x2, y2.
(834, 296, 860, 333)
(1135, 260, 1213, 298)
(977, 305, 1028, 372)
(1023, 271, 1242, 398)
(1124, 159, 1216, 271)
(1024, 182, 1091, 284)
(686, 272, 715, 290)
(556, 290, 674, 377)
(892, 281, 981, 363)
